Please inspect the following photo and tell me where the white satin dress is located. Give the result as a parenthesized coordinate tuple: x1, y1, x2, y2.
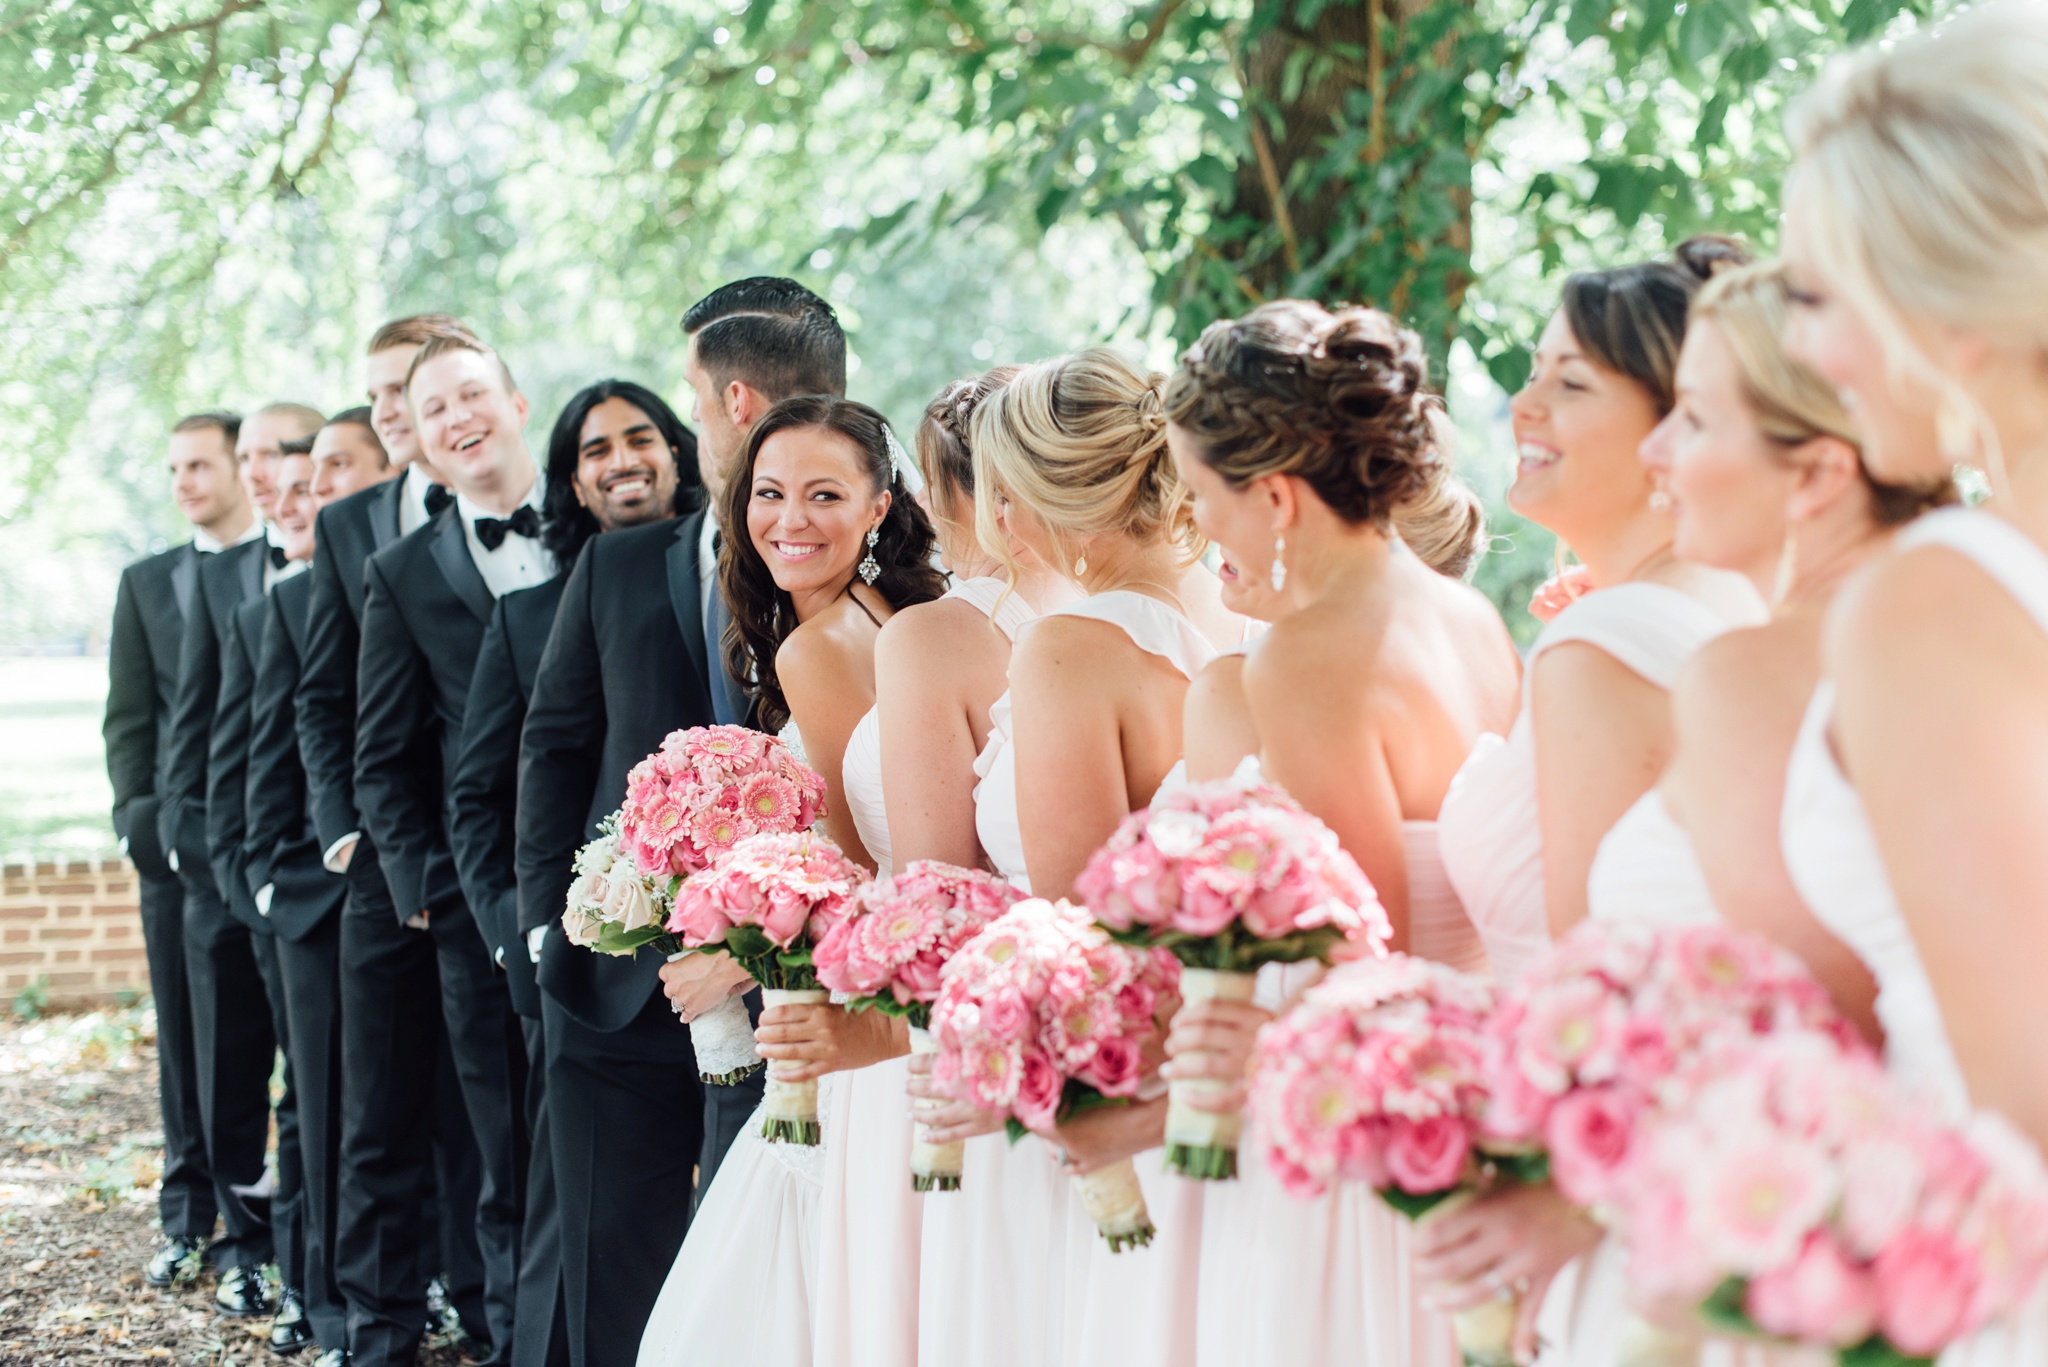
(1436, 583, 1735, 1364)
(812, 578, 1037, 1367)
(921, 590, 1214, 1367)
(1780, 508, 2048, 1365)
(637, 724, 832, 1367)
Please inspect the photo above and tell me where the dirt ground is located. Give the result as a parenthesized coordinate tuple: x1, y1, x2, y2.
(0, 1005, 470, 1366)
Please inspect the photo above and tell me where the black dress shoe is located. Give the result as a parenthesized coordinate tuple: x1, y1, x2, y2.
(269, 1286, 314, 1354)
(144, 1237, 204, 1288)
(213, 1264, 275, 1318)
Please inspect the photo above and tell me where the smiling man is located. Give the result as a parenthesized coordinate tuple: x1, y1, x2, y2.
(446, 379, 699, 1367)
(347, 332, 540, 1367)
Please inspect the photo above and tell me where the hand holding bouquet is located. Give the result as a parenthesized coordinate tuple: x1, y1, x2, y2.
(930, 898, 1178, 1250)
(668, 831, 868, 1144)
(1617, 1032, 2048, 1366)
(812, 861, 1024, 1189)
(1077, 776, 1390, 1179)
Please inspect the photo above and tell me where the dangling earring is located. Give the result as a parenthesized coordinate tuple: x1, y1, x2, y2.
(1269, 533, 1288, 592)
(1073, 549, 1089, 581)
(858, 526, 881, 585)
(1648, 481, 1674, 514)
(1771, 521, 1800, 610)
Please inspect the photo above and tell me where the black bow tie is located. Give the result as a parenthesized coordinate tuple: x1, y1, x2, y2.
(474, 504, 541, 551)
(268, 544, 290, 570)
(424, 483, 455, 517)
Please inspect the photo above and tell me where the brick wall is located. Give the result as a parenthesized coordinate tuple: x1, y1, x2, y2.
(0, 858, 148, 1007)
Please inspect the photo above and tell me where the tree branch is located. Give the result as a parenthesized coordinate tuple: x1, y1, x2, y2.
(1230, 41, 1300, 278)
(115, 0, 265, 54)
(277, 1, 387, 189)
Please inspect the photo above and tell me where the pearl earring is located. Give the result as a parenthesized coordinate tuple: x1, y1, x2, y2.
(1648, 486, 1674, 514)
(858, 526, 881, 585)
(1269, 533, 1287, 592)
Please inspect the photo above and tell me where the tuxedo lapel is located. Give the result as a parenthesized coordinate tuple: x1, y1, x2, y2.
(170, 544, 198, 620)
(430, 508, 495, 625)
(665, 512, 709, 687)
(370, 477, 403, 549)
(237, 540, 264, 604)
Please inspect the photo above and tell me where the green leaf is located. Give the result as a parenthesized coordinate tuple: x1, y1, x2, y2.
(1697, 1276, 1756, 1336)
(1566, 0, 1615, 44)
(1838, 1335, 1934, 1367)
(1378, 1185, 1463, 1221)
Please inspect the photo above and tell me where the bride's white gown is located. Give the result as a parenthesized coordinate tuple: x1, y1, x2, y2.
(637, 723, 832, 1367)
(1779, 508, 2048, 1364)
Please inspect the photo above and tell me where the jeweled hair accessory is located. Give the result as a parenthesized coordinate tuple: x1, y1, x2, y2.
(882, 423, 925, 495)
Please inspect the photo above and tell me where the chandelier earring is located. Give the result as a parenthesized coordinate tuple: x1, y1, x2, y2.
(1269, 532, 1288, 592)
(858, 526, 881, 585)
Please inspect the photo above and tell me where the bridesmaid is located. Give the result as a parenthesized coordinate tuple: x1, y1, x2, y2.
(1778, 0, 2048, 1271)
(1156, 301, 1520, 1366)
(954, 347, 1246, 1367)
(637, 396, 943, 1367)
(1600, 261, 1952, 1033)
(815, 369, 1072, 1367)
(1421, 243, 1764, 1355)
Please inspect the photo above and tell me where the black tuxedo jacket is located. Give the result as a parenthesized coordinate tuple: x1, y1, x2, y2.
(298, 475, 406, 858)
(447, 574, 567, 1018)
(204, 593, 273, 934)
(244, 572, 347, 941)
(518, 511, 739, 1032)
(104, 543, 197, 880)
(355, 502, 502, 922)
(159, 538, 265, 888)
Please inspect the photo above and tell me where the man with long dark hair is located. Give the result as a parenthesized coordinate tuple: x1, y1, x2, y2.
(515, 278, 843, 1367)
(447, 380, 698, 1367)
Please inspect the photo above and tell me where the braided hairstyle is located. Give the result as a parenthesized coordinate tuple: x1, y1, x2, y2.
(970, 347, 1200, 580)
(916, 366, 1022, 532)
(1560, 236, 1751, 416)
(1165, 300, 1485, 575)
(719, 396, 946, 733)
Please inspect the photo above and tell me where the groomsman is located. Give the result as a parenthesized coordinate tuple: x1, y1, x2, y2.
(447, 379, 699, 1367)
(158, 401, 324, 1316)
(351, 332, 540, 1367)
(244, 412, 397, 1367)
(298, 316, 493, 1364)
(104, 412, 252, 1286)
(517, 278, 845, 1367)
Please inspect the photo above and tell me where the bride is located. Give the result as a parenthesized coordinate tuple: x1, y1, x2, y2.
(636, 395, 943, 1367)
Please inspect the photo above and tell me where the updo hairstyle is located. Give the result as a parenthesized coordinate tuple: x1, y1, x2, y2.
(719, 395, 947, 732)
(970, 347, 1199, 577)
(1560, 236, 1752, 415)
(1691, 262, 1956, 525)
(916, 366, 1022, 524)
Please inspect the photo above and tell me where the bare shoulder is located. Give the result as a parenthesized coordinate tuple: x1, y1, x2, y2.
(1186, 653, 1248, 712)
(776, 598, 880, 688)
(1010, 611, 1143, 688)
(1671, 620, 1810, 743)
(876, 594, 998, 663)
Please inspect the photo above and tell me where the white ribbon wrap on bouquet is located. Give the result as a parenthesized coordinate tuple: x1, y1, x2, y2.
(1164, 967, 1259, 1178)
(688, 991, 761, 1086)
(906, 1026, 962, 1191)
(1073, 1155, 1155, 1253)
(760, 988, 829, 1145)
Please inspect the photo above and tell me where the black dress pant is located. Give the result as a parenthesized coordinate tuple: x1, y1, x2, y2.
(335, 848, 526, 1367)
(543, 989, 702, 1367)
(276, 913, 347, 1351)
(180, 874, 278, 1270)
(137, 867, 215, 1244)
(435, 1023, 493, 1346)
(512, 1016, 569, 1367)
(250, 928, 304, 1291)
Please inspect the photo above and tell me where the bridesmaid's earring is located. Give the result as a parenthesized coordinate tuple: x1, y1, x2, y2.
(858, 526, 881, 585)
(1648, 483, 1674, 514)
(1771, 522, 1800, 609)
(1074, 552, 1089, 580)
(1269, 533, 1287, 592)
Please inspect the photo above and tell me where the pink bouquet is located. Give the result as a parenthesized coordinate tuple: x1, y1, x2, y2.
(930, 898, 1178, 1251)
(1249, 953, 1536, 1366)
(667, 831, 869, 1144)
(1075, 776, 1391, 1179)
(1617, 1031, 2048, 1365)
(617, 724, 827, 880)
(1481, 922, 1858, 1211)
(813, 861, 1025, 1189)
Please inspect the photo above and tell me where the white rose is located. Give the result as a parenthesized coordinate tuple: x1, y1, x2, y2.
(566, 870, 607, 914)
(602, 871, 659, 934)
(561, 905, 604, 948)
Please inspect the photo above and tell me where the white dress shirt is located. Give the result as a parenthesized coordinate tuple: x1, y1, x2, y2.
(456, 477, 555, 599)
(398, 465, 439, 537)
(698, 510, 720, 621)
(192, 519, 266, 555)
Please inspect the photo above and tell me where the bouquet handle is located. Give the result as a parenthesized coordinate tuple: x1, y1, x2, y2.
(1163, 967, 1258, 1180)
(1072, 1156, 1155, 1254)
(683, 979, 762, 1087)
(1416, 1190, 1519, 1367)
(906, 1026, 962, 1192)
(759, 988, 829, 1145)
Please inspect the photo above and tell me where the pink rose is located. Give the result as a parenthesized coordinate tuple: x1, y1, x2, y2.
(980, 988, 1032, 1043)
(1015, 1048, 1063, 1130)
(895, 953, 945, 1003)
(1874, 1226, 1979, 1355)
(1545, 1085, 1641, 1205)
(756, 887, 811, 947)
(666, 889, 730, 947)
(1384, 1115, 1471, 1195)
(810, 921, 855, 992)
(1745, 1231, 1881, 1348)
(1335, 1114, 1392, 1189)
(1088, 1034, 1142, 1097)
